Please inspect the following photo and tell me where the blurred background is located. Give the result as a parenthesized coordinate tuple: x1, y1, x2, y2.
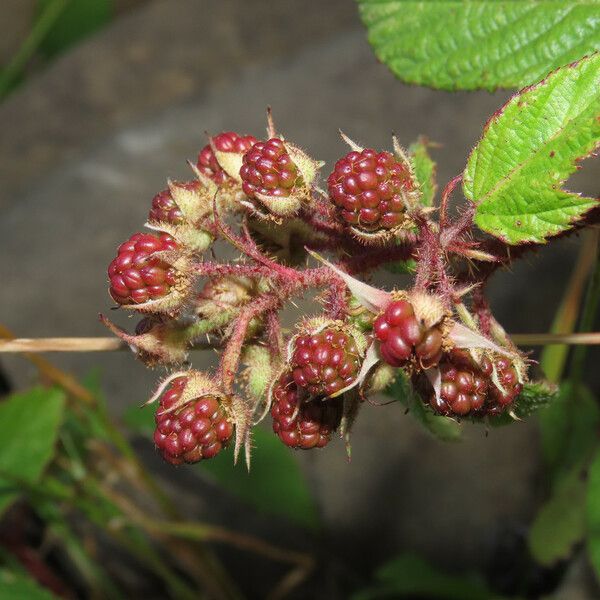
(0, 1, 598, 598)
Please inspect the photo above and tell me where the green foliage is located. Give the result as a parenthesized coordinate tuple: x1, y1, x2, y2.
(385, 370, 462, 442)
(463, 53, 600, 245)
(586, 447, 600, 581)
(528, 466, 586, 566)
(0, 568, 58, 599)
(357, 0, 600, 91)
(409, 138, 437, 206)
(0, 388, 65, 517)
(538, 382, 600, 485)
(37, 0, 112, 58)
(124, 406, 319, 529)
(352, 553, 495, 600)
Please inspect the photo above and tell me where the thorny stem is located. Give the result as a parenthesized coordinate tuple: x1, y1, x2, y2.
(217, 266, 340, 391)
(439, 173, 462, 229)
(265, 311, 285, 357)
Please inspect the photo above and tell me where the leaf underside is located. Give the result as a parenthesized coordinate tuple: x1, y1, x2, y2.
(463, 53, 600, 244)
(357, 1, 600, 91)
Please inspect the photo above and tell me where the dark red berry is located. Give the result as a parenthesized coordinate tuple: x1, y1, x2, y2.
(488, 356, 523, 409)
(148, 181, 201, 225)
(154, 377, 233, 464)
(240, 138, 301, 199)
(197, 131, 257, 184)
(374, 300, 443, 368)
(327, 148, 414, 231)
(429, 351, 490, 416)
(271, 373, 342, 450)
(291, 327, 361, 397)
(108, 232, 179, 305)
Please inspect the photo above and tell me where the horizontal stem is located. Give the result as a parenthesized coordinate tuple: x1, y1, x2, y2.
(1, 332, 600, 353)
(510, 332, 600, 346)
(0, 337, 217, 352)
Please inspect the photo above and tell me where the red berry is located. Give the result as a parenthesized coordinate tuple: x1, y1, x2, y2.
(154, 376, 233, 464)
(240, 138, 301, 199)
(148, 181, 201, 225)
(488, 356, 523, 409)
(197, 131, 257, 184)
(327, 148, 413, 232)
(270, 373, 342, 450)
(429, 351, 490, 416)
(291, 327, 361, 397)
(374, 300, 443, 368)
(108, 232, 179, 305)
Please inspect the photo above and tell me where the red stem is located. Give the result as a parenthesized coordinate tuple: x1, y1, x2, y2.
(439, 174, 462, 229)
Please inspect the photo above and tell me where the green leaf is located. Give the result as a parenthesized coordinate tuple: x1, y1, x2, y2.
(385, 371, 462, 442)
(409, 138, 437, 206)
(0, 388, 65, 517)
(538, 382, 600, 485)
(357, 1, 600, 91)
(489, 381, 559, 426)
(529, 466, 586, 566)
(37, 0, 112, 58)
(463, 54, 600, 245)
(352, 553, 493, 600)
(0, 568, 58, 599)
(586, 446, 600, 582)
(124, 407, 319, 529)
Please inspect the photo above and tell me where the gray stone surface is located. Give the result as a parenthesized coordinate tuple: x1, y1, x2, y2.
(1, 1, 598, 597)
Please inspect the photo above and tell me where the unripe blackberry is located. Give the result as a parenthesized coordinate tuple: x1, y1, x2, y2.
(197, 131, 257, 184)
(154, 376, 234, 464)
(488, 356, 523, 409)
(373, 299, 443, 368)
(327, 148, 414, 232)
(240, 138, 301, 199)
(148, 181, 201, 225)
(108, 232, 179, 305)
(291, 327, 361, 397)
(270, 373, 342, 450)
(429, 351, 491, 416)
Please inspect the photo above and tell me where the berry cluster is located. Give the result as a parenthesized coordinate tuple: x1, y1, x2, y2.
(270, 373, 343, 450)
(291, 327, 360, 397)
(108, 232, 179, 305)
(373, 299, 444, 368)
(197, 131, 257, 184)
(240, 138, 300, 199)
(102, 119, 530, 467)
(154, 377, 234, 464)
(488, 356, 524, 413)
(149, 183, 200, 225)
(328, 148, 415, 233)
(419, 350, 523, 417)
